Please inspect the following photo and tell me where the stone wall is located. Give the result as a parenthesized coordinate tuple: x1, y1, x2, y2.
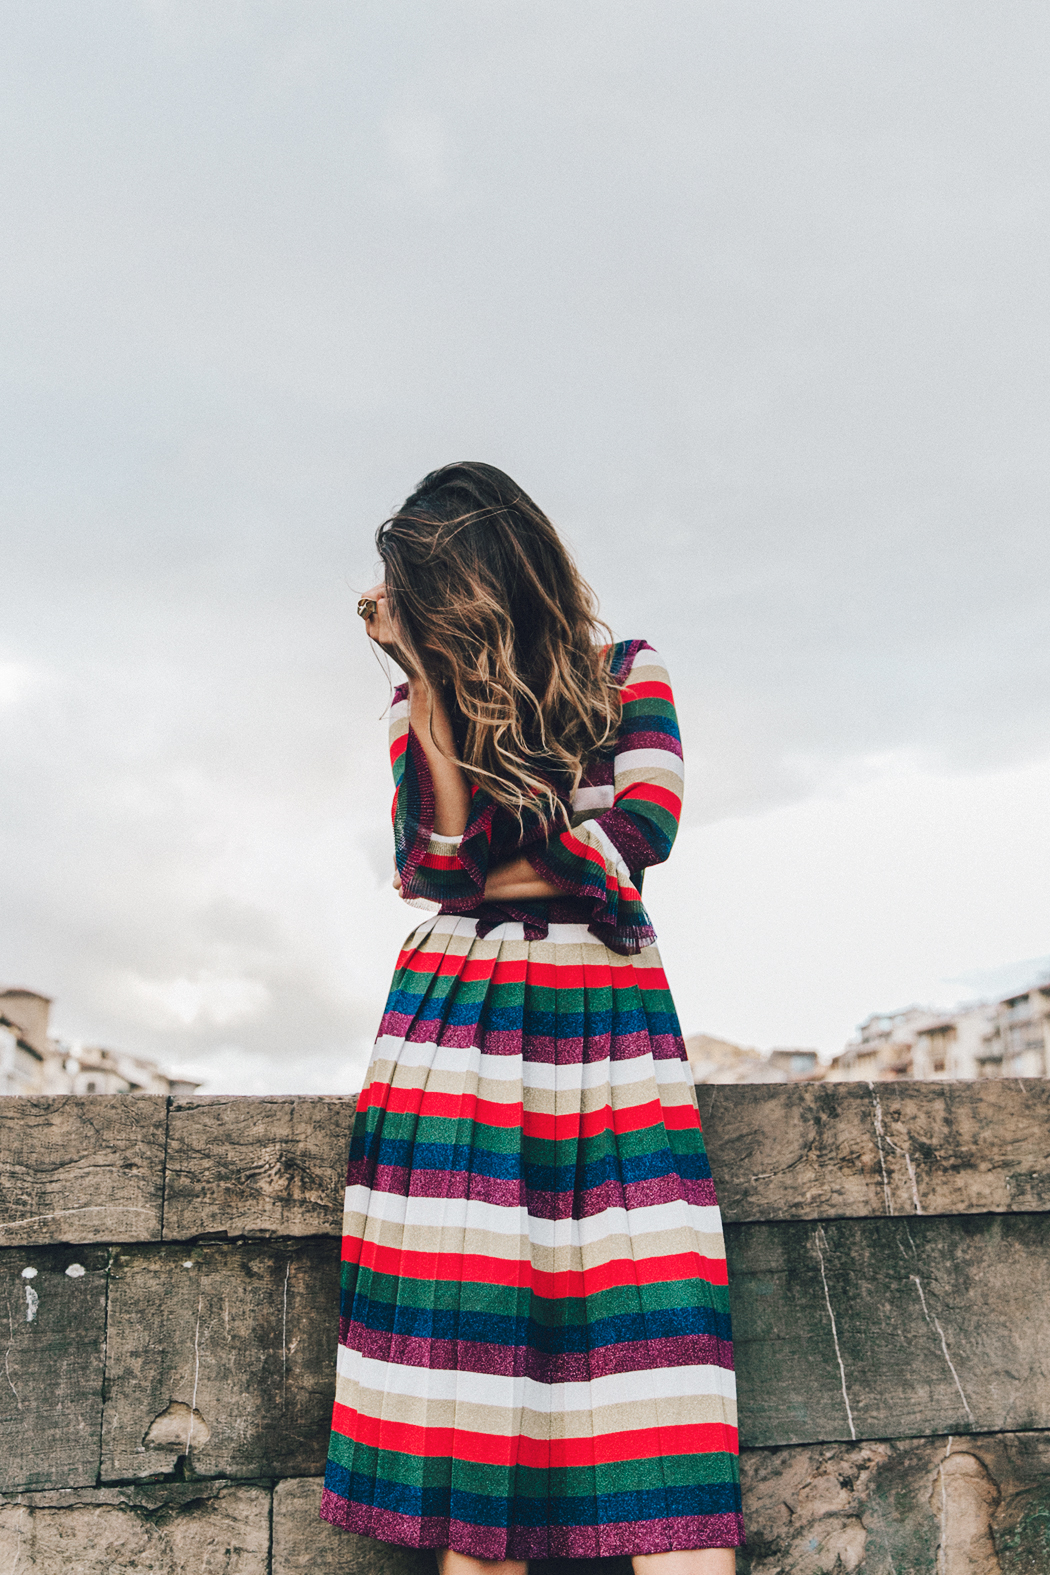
(0, 1082, 1047, 1573)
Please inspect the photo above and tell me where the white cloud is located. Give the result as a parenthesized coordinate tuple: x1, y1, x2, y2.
(648, 751, 1050, 1056)
(123, 972, 271, 1028)
(0, 662, 36, 707)
(1, 4, 1049, 1090)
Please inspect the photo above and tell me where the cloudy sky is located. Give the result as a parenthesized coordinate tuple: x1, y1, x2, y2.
(3, 1, 1049, 1090)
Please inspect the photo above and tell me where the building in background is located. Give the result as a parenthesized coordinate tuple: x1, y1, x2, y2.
(985, 984, 1050, 1077)
(826, 1007, 935, 1081)
(0, 986, 199, 1096)
(910, 1003, 1000, 1080)
(686, 1033, 823, 1084)
(767, 1048, 821, 1080)
(827, 976, 1050, 1082)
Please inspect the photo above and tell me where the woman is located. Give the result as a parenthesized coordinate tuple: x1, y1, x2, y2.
(321, 463, 744, 1572)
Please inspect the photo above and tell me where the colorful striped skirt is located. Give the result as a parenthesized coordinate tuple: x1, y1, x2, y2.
(321, 915, 744, 1558)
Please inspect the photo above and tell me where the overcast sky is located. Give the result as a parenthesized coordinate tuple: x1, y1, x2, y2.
(3, 1, 1049, 1089)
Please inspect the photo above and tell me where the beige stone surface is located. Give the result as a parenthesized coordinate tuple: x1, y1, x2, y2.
(0, 1084, 1047, 1257)
(731, 1213, 1050, 1446)
(737, 1430, 1050, 1574)
(0, 1480, 270, 1574)
(698, 1078, 1050, 1222)
(273, 1477, 437, 1575)
(0, 1096, 166, 1246)
(163, 1095, 357, 1240)
(0, 1246, 108, 1492)
(100, 1239, 341, 1481)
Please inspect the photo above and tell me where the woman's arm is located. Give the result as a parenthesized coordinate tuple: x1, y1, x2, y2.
(364, 580, 561, 903)
(362, 583, 471, 839)
(406, 691, 561, 898)
(522, 642, 682, 949)
(406, 678, 471, 837)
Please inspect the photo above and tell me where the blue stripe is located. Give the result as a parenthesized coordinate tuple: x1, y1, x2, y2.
(323, 1466, 742, 1527)
(341, 1297, 734, 1349)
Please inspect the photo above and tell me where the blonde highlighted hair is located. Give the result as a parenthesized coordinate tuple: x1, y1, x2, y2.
(378, 462, 621, 824)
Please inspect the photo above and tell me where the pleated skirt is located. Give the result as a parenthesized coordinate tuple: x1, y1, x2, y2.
(321, 914, 745, 1558)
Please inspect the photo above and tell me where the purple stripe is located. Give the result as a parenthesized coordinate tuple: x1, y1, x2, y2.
(337, 1327, 735, 1379)
(622, 727, 684, 758)
(596, 807, 660, 872)
(374, 1022, 686, 1063)
(346, 1165, 718, 1215)
(319, 1494, 744, 1558)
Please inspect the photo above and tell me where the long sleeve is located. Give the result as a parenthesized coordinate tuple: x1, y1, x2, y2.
(524, 641, 683, 952)
(388, 684, 496, 907)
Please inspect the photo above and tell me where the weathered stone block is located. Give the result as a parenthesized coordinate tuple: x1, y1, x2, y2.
(736, 1429, 1050, 1574)
(0, 1479, 271, 1573)
(273, 1476, 437, 1575)
(163, 1095, 356, 1240)
(100, 1238, 341, 1481)
(730, 1212, 1050, 1447)
(698, 1079, 1050, 1223)
(0, 1096, 166, 1245)
(0, 1246, 108, 1492)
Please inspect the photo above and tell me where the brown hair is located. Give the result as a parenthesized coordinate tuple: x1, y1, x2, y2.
(377, 462, 621, 823)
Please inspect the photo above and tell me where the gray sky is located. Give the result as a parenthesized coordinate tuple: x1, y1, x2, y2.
(3, 1, 1049, 1086)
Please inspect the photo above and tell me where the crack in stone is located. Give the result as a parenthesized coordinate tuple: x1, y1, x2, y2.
(869, 1085, 924, 1214)
(910, 1276, 974, 1423)
(815, 1226, 856, 1440)
(4, 1289, 21, 1411)
(188, 1292, 203, 1457)
(281, 1262, 289, 1411)
(0, 1205, 153, 1233)
(869, 1083, 894, 1215)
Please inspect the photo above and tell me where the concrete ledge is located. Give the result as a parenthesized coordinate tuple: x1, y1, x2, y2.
(736, 1429, 1050, 1575)
(2, 1082, 1049, 1249)
(698, 1077, 1050, 1221)
(0, 1085, 1046, 1572)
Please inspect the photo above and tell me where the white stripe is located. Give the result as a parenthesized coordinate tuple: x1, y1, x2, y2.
(573, 817, 633, 886)
(614, 747, 684, 780)
(370, 1037, 518, 1080)
(626, 648, 669, 678)
(366, 1037, 691, 1090)
(413, 916, 605, 946)
(338, 1348, 736, 1410)
(344, 1188, 723, 1246)
(571, 786, 615, 813)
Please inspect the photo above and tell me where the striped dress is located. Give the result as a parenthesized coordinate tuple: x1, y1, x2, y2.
(321, 640, 744, 1557)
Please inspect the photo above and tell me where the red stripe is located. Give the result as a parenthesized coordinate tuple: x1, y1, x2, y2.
(556, 831, 609, 871)
(418, 851, 463, 870)
(343, 1240, 728, 1292)
(616, 781, 682, 817)
(394, 952, 670, 992)
(331, 1405, 737, 1467)
(619, 680, 673, 705)
(355, 1083, 700, 1139)
(390, 732, 408, 764)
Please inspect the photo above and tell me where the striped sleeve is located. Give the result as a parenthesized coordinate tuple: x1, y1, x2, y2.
(388, 684, 496, 908)
(525, 641, 683, 952)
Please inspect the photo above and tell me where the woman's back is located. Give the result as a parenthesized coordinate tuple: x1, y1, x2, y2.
(322, 464, 744, 1570)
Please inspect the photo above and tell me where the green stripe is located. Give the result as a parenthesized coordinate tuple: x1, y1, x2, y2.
(621, 696, 677, 726)
(327, 1435, 738, 1495)
(343, 1265, 732, 1320)
(353, 1109, 706, 1165)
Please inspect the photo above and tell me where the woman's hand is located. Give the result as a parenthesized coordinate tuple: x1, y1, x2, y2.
(483, 857, 563, 903)
(360, 583, 416, 674)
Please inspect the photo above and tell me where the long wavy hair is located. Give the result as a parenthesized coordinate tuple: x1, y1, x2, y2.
(377, 462, 621, 824)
